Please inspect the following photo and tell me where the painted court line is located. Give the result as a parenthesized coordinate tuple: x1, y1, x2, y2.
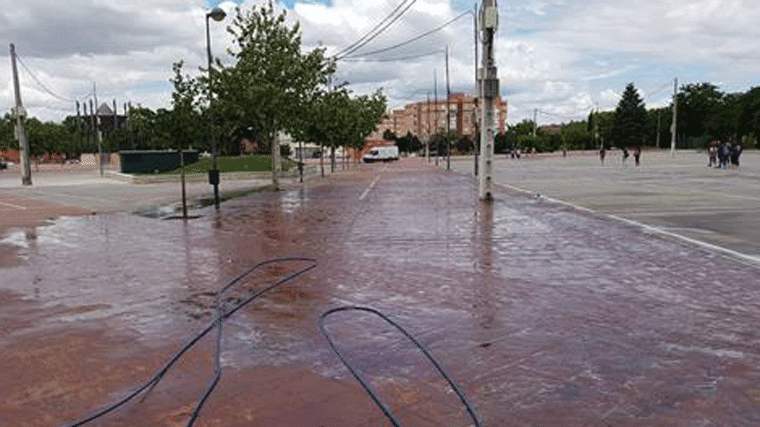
(0, 200, 27, 210)
(495, 182, 760, 268)
(359, 175, 381, 201)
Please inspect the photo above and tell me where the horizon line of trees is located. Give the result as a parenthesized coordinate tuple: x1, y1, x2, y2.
(1, 1, 388, 165)
(383, 81, 760, 156)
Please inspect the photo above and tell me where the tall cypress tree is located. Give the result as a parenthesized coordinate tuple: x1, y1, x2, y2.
(612, 83, 647, 147)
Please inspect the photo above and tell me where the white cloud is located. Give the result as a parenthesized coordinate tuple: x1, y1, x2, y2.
(0, 0, 758, 126)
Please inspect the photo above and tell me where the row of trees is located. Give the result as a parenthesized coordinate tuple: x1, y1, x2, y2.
(0, 2, 388, 163)
(505, 82, 760, 153)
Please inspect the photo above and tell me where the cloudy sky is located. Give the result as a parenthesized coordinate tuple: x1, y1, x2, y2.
(1, 0, 758, 125)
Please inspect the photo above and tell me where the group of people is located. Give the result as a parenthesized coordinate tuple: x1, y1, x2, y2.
(707, 140, 743, 169)
(599, 146, 641, 166)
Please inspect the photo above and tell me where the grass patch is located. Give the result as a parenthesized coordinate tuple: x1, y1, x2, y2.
(160, 154, 296, 174)
(196, 184, 277, 208)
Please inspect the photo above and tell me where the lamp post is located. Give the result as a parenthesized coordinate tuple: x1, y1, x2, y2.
(206, 6, 226, 210)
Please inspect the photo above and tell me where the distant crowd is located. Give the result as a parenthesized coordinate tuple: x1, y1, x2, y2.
(707, 140, 743, 169)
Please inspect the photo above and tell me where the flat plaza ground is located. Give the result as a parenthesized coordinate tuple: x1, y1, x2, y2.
(1, 155, 760, 426)
(452, 149, 760, 260)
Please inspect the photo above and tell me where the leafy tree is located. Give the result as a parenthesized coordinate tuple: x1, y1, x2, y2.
(677, 82, 724, 142)
(215, 2, 335, 164)
(0, 114, 14, 152)
(740, 86, 760, 142)
(494, 132, 509, 153)
(561, 121, 592, 150)
(612, 83, 647, 147)
(170, 61, 205, 151)
(509, 119, 535, 136)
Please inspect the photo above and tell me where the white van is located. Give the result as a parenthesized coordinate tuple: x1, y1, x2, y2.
(363, 146, 399, 163)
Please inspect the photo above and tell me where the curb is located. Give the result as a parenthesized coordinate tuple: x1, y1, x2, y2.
(105, 166, 319, 184)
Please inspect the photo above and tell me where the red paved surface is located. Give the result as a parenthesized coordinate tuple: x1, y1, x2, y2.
(2, 158, 760, 426)
(0, 193, 92, 235)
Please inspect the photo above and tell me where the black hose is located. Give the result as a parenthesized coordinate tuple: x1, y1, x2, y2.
(319, 306, 483, 427)
(64, 257, 317, 427)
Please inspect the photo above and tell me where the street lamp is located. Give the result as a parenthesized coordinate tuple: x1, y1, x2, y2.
(206, 6, 226, 210)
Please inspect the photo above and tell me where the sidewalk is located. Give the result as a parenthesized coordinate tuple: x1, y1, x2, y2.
(2, 158, 760, 426)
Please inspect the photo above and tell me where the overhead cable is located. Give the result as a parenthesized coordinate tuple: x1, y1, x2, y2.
(336, 0, 418, 60)
(334, 0, 414, 58)
(341, 10, 470, 60)
(15, 55, 92, 103)
(342, 49, 443, 62)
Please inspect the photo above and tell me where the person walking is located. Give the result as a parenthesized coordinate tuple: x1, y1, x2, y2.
(633, 147, 641, 166)
(719, 140, 731, 169)
(622, 147, 629, 165)
(708, 140, 718, 167)
(599, 146, 606, 165)
(731, 140, 743, 168)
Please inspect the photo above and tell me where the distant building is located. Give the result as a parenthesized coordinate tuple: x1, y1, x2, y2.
(538, 124, 562, 135)
(366, 93, 508, 147)
(66, 102, 128, 136)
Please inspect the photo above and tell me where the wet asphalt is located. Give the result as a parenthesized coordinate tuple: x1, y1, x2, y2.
(2, 158, 760, 426)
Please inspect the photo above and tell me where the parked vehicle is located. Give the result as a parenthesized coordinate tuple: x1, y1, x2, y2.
(362, 145, 399, 163)
(0, 161, 7, 170)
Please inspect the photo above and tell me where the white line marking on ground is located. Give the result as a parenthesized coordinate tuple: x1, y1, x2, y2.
(0, 200, 27, 210)
(495, 182, 760, 267)
(620, 209, 760, 217)
(359, 175, 381, 201)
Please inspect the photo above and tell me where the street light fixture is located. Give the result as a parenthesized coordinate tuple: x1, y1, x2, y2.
(206, 6, 226, 210)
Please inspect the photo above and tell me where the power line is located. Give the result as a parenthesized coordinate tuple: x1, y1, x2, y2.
(334, 0, 414, 58)
(16, 54, 92, 103)
(335, 0, 418, 60)
(342, 49, 443, 62)
(341, 10, 470, 60)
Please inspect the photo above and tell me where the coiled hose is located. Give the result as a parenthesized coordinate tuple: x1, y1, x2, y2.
(65, 258, 483, 426)
(65, 257, 317, 427)
(320, 306, 483, 427)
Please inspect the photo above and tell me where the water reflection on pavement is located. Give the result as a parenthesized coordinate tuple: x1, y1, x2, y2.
(2, 159, 760, 426)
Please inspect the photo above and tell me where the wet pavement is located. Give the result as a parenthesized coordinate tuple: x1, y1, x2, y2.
(2, 158, 760, 426)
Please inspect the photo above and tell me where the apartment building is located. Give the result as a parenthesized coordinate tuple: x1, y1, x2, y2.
(366, 93, 508, 147)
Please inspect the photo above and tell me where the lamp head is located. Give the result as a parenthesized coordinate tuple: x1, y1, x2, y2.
(207, 7, 226, 22)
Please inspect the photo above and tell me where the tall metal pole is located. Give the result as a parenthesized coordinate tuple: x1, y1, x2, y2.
(478, 0, 499, 201)
(206, 9, 225, 210)
(9, 44, 31, 185)
(93, 82, 104, 176)
(445, 45, 451, 171)
(426, 93, 431, 162)
(473, 4, 479, 176)
(656, 109, 661, 149)
(670, 77, 677, 157)
(434, 70, 439, 166)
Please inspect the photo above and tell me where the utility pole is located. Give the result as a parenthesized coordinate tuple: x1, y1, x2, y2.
(10, 44, 31, 186)
(656, 109, 661, 149)
(434, 70, 439, 166)
(273, 128, 280, 189)
(445, 45, 451, 171)
(426, 93, 431, 162)
(670, 77, 677, 157)
(594, 103, 599, 149)
(532, 108, 537, 138)
(93, 82, 104, 176)
(473, 3, 479, 177)
(478, 0, 499, 201)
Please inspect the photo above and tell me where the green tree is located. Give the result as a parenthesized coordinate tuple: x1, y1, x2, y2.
(612, 83, 647, 147)
(170, 61, 205, 151)
(0, 114, 15, 152)
(677, 83, 723, 143)
(740, 86, 760, 142)
(215, 2, 335, 161)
